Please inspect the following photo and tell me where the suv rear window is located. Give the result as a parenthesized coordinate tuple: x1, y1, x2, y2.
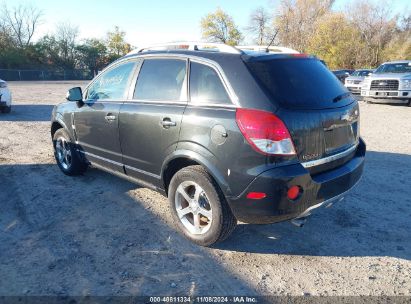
(189, 62, 230, 105)
(246, 58, 352, 109)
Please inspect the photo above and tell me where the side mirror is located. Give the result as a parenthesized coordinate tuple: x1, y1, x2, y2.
(66, 87, 83, 102)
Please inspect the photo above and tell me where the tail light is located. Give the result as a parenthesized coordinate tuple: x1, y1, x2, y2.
(287, 186, 302, 200)
(236, 108, 296, 156)
(246, 192, 267, 200)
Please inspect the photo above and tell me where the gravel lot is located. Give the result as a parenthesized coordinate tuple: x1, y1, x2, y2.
(0, 81, 410, 296)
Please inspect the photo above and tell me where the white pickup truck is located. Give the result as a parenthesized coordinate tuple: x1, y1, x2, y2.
(361, 60, 411, 106)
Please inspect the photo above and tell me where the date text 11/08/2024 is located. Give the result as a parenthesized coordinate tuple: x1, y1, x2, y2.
(149, 296, 258, 303)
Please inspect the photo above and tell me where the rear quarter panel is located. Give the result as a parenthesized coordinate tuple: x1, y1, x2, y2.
(177, 105, 296, 197)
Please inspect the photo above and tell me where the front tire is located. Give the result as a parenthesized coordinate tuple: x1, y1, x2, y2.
(53, 128, 87, 176)
(168, 165, 237, 246)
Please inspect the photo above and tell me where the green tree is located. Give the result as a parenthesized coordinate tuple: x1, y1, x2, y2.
(200, 8, 243, 46)
(76, 39, 108, 76)
(55, 22, 79, 69)
(37, 22, 79, 70)
(0, 2, 43, 68)
(0, 28, 17, 68)
(37, 35, 62, 67)
(106, 26, 131, 59)
(306, 13, 363, 69)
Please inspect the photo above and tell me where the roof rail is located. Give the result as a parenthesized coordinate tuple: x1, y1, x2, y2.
(236, 45, 300, 54)
(128, 41, 242, 55)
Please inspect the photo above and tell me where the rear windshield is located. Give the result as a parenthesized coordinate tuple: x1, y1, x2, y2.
(246, 58, 351, 109)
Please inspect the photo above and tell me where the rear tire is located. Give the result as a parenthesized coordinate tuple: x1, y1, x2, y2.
(407, 99, 411, 107)
(1, 105, 11, 113)
(168, 165, 237, 246)
(53, 128, 87, 176)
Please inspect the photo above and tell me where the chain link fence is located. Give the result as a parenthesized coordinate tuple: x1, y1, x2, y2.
(0, 69, 93, 81)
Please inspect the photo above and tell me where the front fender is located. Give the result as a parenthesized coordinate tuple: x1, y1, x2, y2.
(51, 110, 75, 142)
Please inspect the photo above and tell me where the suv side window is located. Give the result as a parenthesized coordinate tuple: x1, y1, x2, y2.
(189, 62, 231, 105)
(134, 59, 187, 101)
(86, 61, 136, 100)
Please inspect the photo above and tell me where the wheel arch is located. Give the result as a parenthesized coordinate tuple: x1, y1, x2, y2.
(51, 121, 64, 138)
(51, 115, 73, 140)
(161, 150, 230, 197)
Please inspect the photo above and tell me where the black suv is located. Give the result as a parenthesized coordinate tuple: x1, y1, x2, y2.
(51, 43, 365, 246)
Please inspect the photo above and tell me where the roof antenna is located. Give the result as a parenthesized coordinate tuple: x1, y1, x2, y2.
(265, 29, 279, 53)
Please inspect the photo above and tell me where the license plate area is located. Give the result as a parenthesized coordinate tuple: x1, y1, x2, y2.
(324, 124, 356, 154)
(370, 91, 399, 97)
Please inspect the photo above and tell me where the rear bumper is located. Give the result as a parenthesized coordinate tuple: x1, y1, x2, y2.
(227, 138, 366, 224)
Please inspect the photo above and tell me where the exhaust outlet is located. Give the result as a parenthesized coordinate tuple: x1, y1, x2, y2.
(290, 217, 306, 228)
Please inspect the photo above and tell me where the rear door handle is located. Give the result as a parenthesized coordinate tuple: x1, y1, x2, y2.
(105, 114, 116, 122)
(161, 118, 176, 128)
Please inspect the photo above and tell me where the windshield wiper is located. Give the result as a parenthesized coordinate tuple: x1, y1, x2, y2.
(333, 92, 352, 103)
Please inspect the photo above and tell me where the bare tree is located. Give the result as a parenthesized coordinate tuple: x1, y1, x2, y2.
(0, 2, 42, 48)
(399, 13, 411, 31)
(275, 0, 335, 52)
(55, 22, 79, 68)
(246, 7, 274, 45)
(345, 0, 397, 66)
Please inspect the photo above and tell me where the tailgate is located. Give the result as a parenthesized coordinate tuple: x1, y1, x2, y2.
(277, 103, 360, 164)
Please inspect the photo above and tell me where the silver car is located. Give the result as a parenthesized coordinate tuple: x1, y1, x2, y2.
(344, 69, 374, 94)
(0, 79, 12, 113)
(361, 61, 411, 105)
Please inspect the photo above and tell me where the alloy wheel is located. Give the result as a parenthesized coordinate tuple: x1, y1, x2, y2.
(174, 181, 213, 235)
(55, 137, 72, 170)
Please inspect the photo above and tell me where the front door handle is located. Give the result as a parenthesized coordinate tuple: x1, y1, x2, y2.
(161, 118, 177, 128)
(105, 114, 116, 122)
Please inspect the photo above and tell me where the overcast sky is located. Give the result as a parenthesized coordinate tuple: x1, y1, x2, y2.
(4, 0, 410, 47)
